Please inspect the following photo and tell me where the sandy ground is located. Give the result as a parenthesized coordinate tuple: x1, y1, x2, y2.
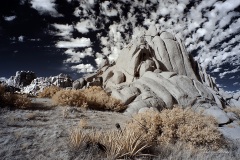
(0, 98, 130, 160)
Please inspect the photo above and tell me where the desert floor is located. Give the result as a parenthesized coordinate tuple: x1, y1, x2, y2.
(1, 98, 240, 160)
(0, 98, 130, 160)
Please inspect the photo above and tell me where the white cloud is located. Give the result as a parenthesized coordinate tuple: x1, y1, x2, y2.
(64, 48, 94, 63)
(56, 38, 91, 48)
(30, 0, 61, 17)
(101, 47, 111, 56)
(212, 68, 221, 73)
(100, 37, 109, 46)
(219, 66, 240, 78)
(101, 1, 118, 17)
(159, 8, 169, 16)
(29, 38, 41, 41)
(233, 82, 239, 86)
(4, 16, 16, 21)
(75, 19, 97, 34)
(18, 36, 24, 42)
(71, 64, 95, 73)
(95, 52, 105, 67)
(196, 28, 207, 37)
(218, 12, 239, 28)
(52, 24, 73, 38)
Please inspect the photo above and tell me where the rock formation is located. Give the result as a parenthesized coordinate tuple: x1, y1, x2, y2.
(73, 26, 235, 125)
(6, 72, 73, 95)
(22, 73, 73, 95)
(7, 71, 36, 88)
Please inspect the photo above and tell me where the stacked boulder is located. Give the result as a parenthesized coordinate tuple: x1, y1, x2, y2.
(73, 26, 235, 125)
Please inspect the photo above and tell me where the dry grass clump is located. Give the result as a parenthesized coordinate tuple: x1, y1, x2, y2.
(0, 84, 32, 108)
(52, 90, 86, 107)
(82, 86, 126, 112)
(69, 128, 151, 159)
(52, 86, 125, 112)
(69, 128, 89, 149)
(101, 129, 151, 159)
(127, 107, 223, 150)
(38, 86, 61, 98)
(78, 118, 88, 129)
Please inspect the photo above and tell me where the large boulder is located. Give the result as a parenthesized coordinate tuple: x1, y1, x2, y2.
(73, 78, 86, 89)
(78, 26, 235, 125)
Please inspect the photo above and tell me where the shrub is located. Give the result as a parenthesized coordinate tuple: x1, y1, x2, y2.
(52, 86, 125, 112)
(127, 107, 223, 150)
(0, 84, 5, 95)
(3, 93, 31, 108)
(82, 86, 126, 112)
(38, 86, 61, 98)
(52, 90, 86, 107)
(0, 85, 5, 105)
(0, 84, 32, 108)
(13, 94, 32, 108)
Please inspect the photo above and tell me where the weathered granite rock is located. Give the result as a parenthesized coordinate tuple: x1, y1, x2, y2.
(7, 71, 36, 88)
(20, 73, 73, 95)
(111, 71, 125, 84)
(226, 112, 239, 121)
(77, 26, 235, 124)
(229, 99, 240, 108)
(233, 92, 240, 100)
(138, 107, 159, 114)
(111, 86, 140, 105)
(203, 106, 230, 124)
(73, 78, 86, 89)
(52, 73, 73, 88)
(219, 89, 232, 101)
(192, 80, 214, 100)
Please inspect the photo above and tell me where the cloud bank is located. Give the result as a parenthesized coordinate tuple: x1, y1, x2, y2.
(56, 38, 91, 48)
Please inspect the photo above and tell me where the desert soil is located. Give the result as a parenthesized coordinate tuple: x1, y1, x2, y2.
(0, 98, 130, 160)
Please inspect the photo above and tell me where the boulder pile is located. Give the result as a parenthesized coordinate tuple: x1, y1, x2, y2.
(73, 26, 238, 125)
(6, 72, 73, 95)
(7, 71, 36, 88)
(22, 73, 73, 95)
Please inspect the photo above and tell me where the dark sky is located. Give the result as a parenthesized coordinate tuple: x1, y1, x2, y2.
(0, 0, 239, 92)
(0, 0, 79, 78)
